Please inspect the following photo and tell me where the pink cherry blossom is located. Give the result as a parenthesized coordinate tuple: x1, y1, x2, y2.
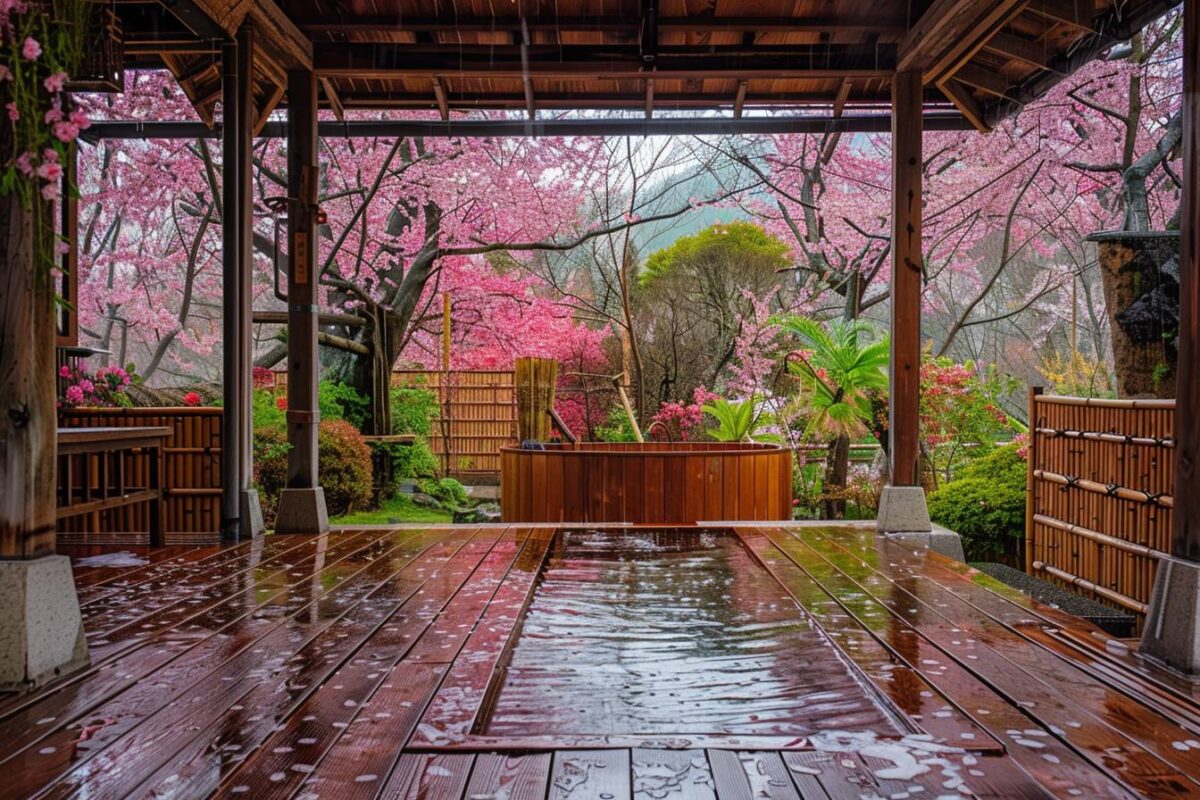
(21, 37, 41, 60)
(44, 72, 67, 92)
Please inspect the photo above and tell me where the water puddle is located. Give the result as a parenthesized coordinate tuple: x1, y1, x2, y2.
(480, 529, 902, 736)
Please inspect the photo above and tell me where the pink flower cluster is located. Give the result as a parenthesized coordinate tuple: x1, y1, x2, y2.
(649, 386, 719, 441)
(0, 21, 90, 201)
(58, 364, 132, 408)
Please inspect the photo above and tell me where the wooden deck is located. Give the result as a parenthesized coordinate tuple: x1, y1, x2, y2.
(2, 523, 1199, 799)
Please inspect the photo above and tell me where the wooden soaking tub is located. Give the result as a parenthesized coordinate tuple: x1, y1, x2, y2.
(500, 441, 792, 524)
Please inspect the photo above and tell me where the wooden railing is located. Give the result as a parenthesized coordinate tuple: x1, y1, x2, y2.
(59, 407, 223, 544)
(1026, 389, 1175, 620)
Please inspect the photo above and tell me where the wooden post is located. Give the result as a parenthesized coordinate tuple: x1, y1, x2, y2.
(1025, 386, 1043, 574)
(889, 70, 923, 487)
(286, 68, 320, 492)
(1176, 0, 1200, 562)
(57, 144, 78, 347)
(220, 28, 260, 540)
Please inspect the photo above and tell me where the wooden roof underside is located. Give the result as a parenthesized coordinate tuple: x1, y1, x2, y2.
(117, 0, 1176, 131)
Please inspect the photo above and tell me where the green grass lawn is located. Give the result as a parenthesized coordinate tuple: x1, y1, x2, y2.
(331, 494, 453, 525)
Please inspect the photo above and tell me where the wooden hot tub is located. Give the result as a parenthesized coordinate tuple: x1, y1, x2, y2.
(500, 441, 793, 524)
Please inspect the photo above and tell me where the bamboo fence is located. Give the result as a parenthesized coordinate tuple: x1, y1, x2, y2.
(393, 369, 516, 475)
(58, 407, 223, 544)
(1026, 388, 1175, 623)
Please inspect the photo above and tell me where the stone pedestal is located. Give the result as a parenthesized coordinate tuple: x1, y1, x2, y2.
(275, 487, 330, 534)
(1141, 555, 1200, 674)
(240, 488, 265, 538)
(0, 556, 89, 691)
(876, 485, 932, 533)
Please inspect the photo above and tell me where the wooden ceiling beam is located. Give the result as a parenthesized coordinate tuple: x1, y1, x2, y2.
(297, 15, 908, 35)
(244, 0, 312, 69)
(953, 63, 1012, 97)
(328, 90, 896, 110)
(1024, 0, 1098, 32)
(430, 76, 450, 120)
(982, 30, 1056, 70)
(253, 83, 285, 137)
(733, 80, 748, 118)
(320, 76, 345, 120)
(313, 44, 896, 80)
(937, 76, 990, 131)
(898, 0, 1028, 82)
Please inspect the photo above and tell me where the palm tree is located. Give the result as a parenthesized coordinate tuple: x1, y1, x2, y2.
(775, 316, 889, 518)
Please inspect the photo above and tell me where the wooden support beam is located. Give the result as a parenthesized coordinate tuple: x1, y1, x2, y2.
(898, 0, 1027, 84)
(733, 80, 748, 118)
(285, 68, 321, 494)
(244, 0, 313, 69)
(645, 78, 654, 119)
(319, 77, 345, 121)
(1025, 0, 1098, 32)
(298, 15, 909, 35)
(953, 63, 1012, 97)
(430, 76, 450, 120)
(219, 30, 254, 540)
(57, 144, 79, 347)
(889, 71, 923, 487)
(253, 83, 285, 137)
(937, 77, 990, 131)
(313, 44, 897, 81)
(983, 31, 1055, 71)
(1176, 0, 1200, 561)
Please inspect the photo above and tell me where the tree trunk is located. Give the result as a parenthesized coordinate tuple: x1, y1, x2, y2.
(821, 433, 850, 519)
(0, 193, 58, 558)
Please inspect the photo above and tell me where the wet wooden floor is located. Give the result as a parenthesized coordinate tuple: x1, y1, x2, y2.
(3, 523, 1199, 799)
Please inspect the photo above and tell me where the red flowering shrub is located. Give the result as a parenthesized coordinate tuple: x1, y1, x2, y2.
(182, 391, 202, 407)
(254, 419, 373, 526)
(316, 419, 373, 516)
(649, 386, 718, 440)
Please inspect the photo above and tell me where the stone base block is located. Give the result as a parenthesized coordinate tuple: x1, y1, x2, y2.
(884, 523, 965, 562)
(1141, 556, 1200, 675)
(876, 485, 932, 534)
(0, 556, 89, 691)
(240, 488, 265, 539)
(275, 487, 330, 534)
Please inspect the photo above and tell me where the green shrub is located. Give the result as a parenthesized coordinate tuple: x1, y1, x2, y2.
(254, 420, 373, 526)
(594, 406, 638, 442)
(252, 388, 286, 430)
(928, 443, 1025, 559)
(386, 437, 438, 480)
(253, 424, 290, 527)
(390, 386, 439, 435)
(420, 476, 468, 508)
(319, 380, 370, 429)
(318, 419, 374, 516)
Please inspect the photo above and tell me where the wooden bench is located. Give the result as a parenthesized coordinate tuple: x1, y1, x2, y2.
(57, 426, 169, 546)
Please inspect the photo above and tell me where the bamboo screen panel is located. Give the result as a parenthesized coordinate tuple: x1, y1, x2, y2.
(393, 370, 516, 475)
(1026, 391, 1175, 621)
(59, 407, 222, 544)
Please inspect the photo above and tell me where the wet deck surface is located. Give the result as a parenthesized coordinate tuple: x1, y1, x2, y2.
(2, 523, 1199, 799)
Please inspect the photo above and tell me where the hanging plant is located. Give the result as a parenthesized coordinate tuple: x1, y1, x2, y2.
(0, 0, 94, 272)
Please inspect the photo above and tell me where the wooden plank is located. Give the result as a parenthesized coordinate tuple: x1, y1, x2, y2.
(735, 528, 1000, 749)
(889, 71, 923, 487)
(463, 753, 553, 800)
(776, 527, 1193, 798)
(411, 529, 555, 746)
(703, 456, 722, 522)
(549, 750, 631, 800)
(644, 456, 665, 522)
(0, 531, 404, 766)
(684, 455, 705, 522)
(707, 750, 806, 800)
(625, 457, 645, 525)
(378, 753, 475, 800)
(632, 748, 715, 800)
(19, 530, 477, 799)
(127, 530, 506, 800)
